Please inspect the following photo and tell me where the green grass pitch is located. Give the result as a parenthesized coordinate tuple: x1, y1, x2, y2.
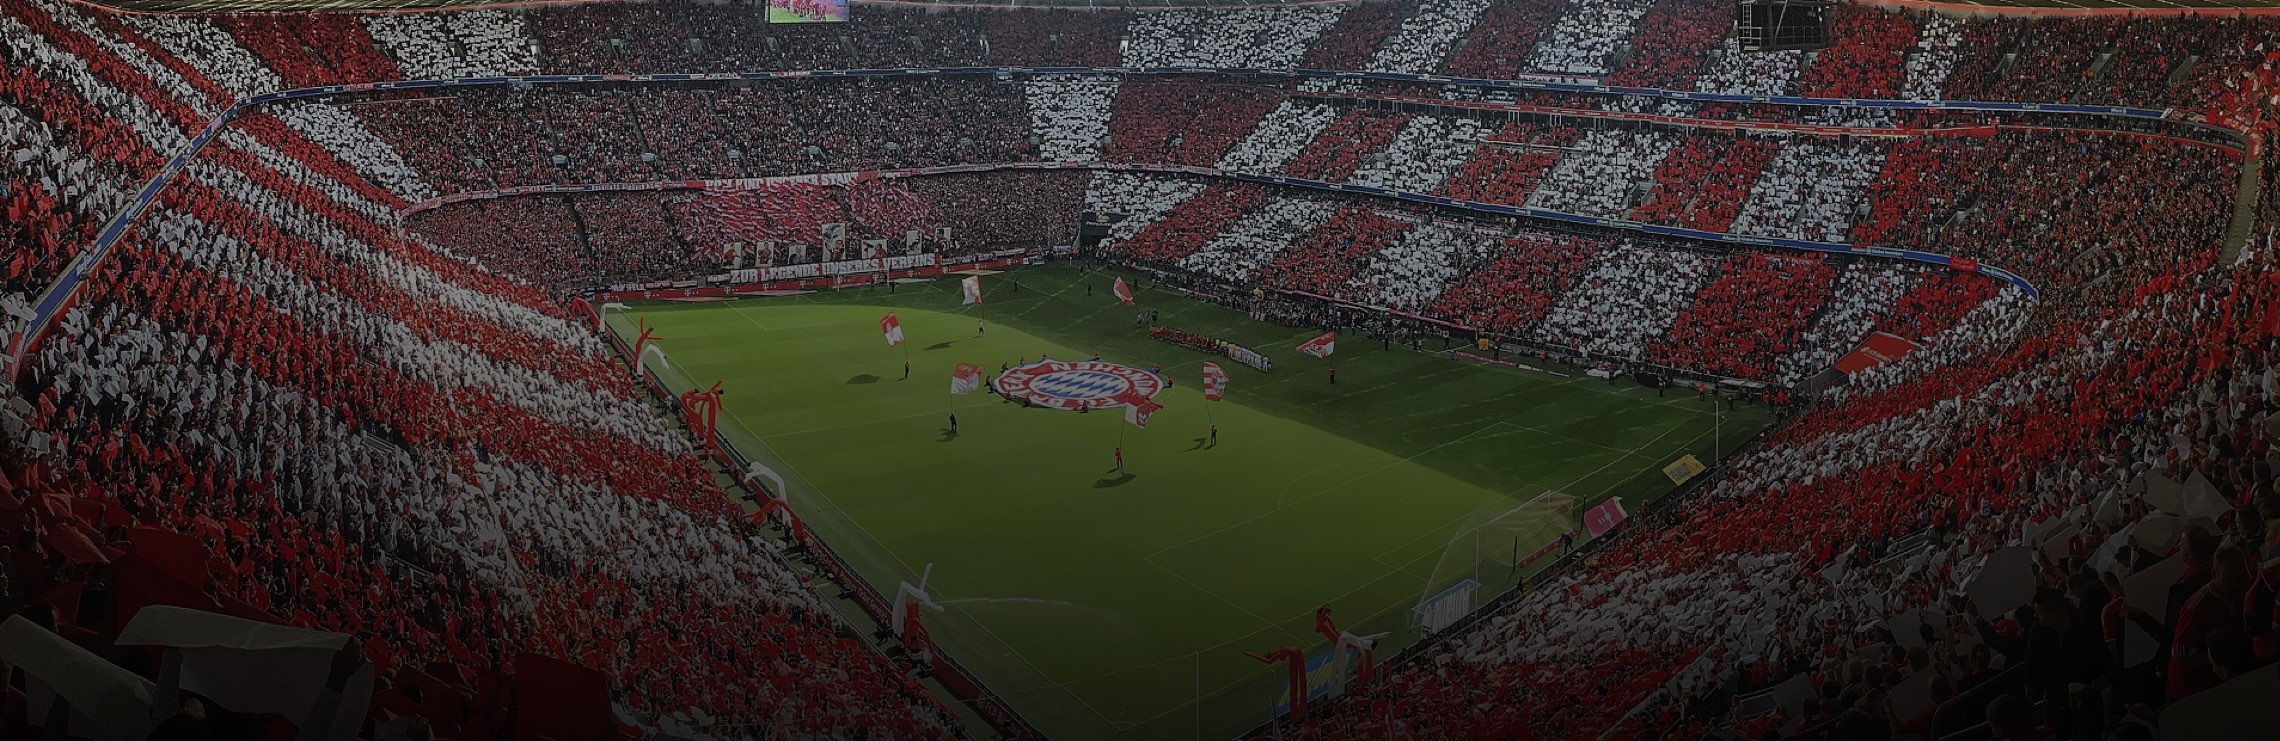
(609, 264, 1769, 739)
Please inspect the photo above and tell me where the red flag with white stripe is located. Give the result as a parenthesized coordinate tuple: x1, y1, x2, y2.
(881, 312, 905, 346)
(951, 363, 984, 395)
(1298, 331, 1335, 358)
(1113, 277, 1135, 305)
(1123, 397, 1162, 428)
(1200, 362, 1227, 401)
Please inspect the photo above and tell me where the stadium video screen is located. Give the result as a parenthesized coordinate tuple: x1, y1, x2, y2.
(769, 0, 849, 23)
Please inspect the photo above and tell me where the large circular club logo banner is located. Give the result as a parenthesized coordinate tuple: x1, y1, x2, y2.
(994, 360, 1165, 410)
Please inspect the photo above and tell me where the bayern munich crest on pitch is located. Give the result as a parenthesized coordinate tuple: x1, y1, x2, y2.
(994, 360, 1165, 410)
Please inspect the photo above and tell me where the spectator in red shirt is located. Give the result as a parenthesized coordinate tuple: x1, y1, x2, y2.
(2170, 543, 2251, 700)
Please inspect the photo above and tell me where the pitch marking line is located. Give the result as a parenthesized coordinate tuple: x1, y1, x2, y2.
(1144, 559, 1281, 628)
(759, 400, 1002, 440)
(1137, 417, 1508, 584)
(1561, 416, 1707, 500)
(728, 403, 1139, 731)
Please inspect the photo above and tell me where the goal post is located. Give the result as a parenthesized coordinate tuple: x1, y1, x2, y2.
(1412, 491, 1579, 630)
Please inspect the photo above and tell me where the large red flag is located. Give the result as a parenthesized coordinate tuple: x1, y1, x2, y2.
(1113, 277, 1135, 305)
(1123, 397, 1162, 428)
(1298, 331, 1336, 358)
(880, 312, 905, 346)
(951, 363, 985, 395)
(1201, 362, 1227, 401)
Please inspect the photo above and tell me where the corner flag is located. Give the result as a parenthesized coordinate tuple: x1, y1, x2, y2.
(1298, 331, 1336, 358)
(1200, 362, 1227, 401)
(881, 312, 905, 346)
(1113, 277, 1135, 305)
(951, 363, 985, 395)
(961, 276, 983, 305)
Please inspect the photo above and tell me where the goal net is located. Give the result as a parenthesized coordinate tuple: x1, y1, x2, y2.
(1413, 491, 1580, 631)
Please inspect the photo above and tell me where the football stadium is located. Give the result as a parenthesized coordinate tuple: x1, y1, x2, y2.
(0, 0, 2275, 739)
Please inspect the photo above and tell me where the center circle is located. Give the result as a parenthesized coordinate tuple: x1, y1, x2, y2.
(993, 360, 1165, 410)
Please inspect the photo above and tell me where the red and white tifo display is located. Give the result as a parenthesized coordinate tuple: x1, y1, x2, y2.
(993, 360, 1166, 411)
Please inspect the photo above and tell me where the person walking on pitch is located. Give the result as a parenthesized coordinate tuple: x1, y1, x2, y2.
(1113, 446, 1124, 472)
(903, 360, 911, 380)
(1209, 424, 1218, 448)
(949, 412, 958, 434)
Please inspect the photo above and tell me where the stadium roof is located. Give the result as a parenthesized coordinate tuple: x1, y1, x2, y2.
(1870, 0, 2280, 12)
(85, 0, 1358, 14)
(78, 0, 2280, 24)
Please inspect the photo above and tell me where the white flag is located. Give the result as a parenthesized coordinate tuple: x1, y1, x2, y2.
(961, 276, 983, 305)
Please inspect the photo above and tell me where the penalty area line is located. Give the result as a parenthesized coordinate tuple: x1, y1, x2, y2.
(1139, 417, 1511, 564)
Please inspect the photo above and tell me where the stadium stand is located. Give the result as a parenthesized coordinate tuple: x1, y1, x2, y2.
(3, 0, 2279, 738)
(1105, 79, 1289, 168)
(1527, 129, 1674, 219)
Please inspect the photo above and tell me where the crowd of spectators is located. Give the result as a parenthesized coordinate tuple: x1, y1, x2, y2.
(1601, 0, 1726, 89)
(1293, 242, 2276, 741)
(1084, 172, 1207, 252)
(1344, 113, 1483, 194)
(1728, 139, 1886, 244)
(1527, 129, 1672, 218)
(1346, 221, 1503, 311)
(217, 14, 401, 89)
(1429, 233, 1601, 337)
(13, 1, 2280, 739)
(1178, 195, 1343, 283)
(1361, 0, 1490, 77)
(353, 80, 1038, 197)
(1440, 0, 1566, 80)
(1526, 0, 1654, 76)
(1214, 100, 1341, 174)
(110, 9, 439, 203)
(1097, 157, 2006, 384)
(1694, 38, 1808, 98)
(1628, 132, 1779, 232)
(1534, 243, 1716, 360)
(1774, 263, 1916, 386)
(1648, 252, 1838, 381)
(1249, 204, 1416, 295)
(1104, 79, 1289, 168)
(983, 10, 1121, 68)
(410, 170, 1082, 292)
(900, 170, 1085, 252)
(571, 193, 703, 285)
(73, 0, 2280, 136)
(1852, 131, 2234, 300)
(1025, 75, 1117, 163)
(365, 10, 534, 80)
(409, 196, 597, 291)
(3, 4, 982, 739)
(1295, 0, 1396, 72)
(1440, 122, 1578, 206)
(1110, 183, 1273, 264)
(1280, 107, 1411, 183)
(1119, 5, 1343, 70)
(1793, 5, 1915, 100)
